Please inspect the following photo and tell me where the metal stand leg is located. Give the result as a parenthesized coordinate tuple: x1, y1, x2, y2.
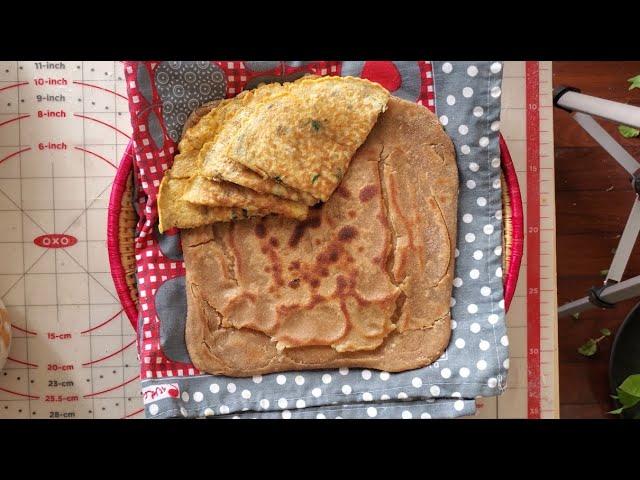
(554, 88, 640, 318)
(572, 112, 640, 176)
(607, 198, 640, 284)
(557, 199, 640, 318)
(559, 276, 640, 318)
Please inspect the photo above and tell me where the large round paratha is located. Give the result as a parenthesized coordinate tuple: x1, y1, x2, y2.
(183, 96, 458, 376)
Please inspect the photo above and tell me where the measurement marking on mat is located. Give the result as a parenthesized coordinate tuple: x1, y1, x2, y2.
(45, 394, 79, 402)
(33, 77, 68, 86)
(47, 332, 72, 340)
(48, 380, 75, 388)
(49, 411, 75, 418)
(34, 62, 65, 70)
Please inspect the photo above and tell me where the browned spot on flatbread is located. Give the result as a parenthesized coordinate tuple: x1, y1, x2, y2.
(337, 226, 358, 242)
(288, 214, 322, 248)
(316, 243, 342, 265)
(336, 185, 351, 199)
(254, 223, 267, 239)
(336, 275, 349, 294)
(266, 247, 284, 287)
(359, 184, 378, 202)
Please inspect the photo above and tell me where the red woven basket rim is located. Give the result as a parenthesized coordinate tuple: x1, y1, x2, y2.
(107, 141, 138, 330)
(108, 137, 525, 328)
(499, 133, 524, 311)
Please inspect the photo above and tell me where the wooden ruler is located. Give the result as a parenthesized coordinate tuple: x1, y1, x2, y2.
(474, 61, 559, 419)
(534, 61, 560, 419)
(526, 61, 542, 417)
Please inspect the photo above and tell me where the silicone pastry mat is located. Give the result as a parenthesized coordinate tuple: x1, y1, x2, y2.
(0, 61, 143, 419)
(0, 61, 557, 419)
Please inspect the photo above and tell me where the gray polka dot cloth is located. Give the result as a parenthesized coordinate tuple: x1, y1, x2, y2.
(141, 61, 507, 419)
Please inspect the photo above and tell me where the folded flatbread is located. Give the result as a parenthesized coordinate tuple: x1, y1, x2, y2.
(182, 175, 309, 221)
(159, 86, 317, 232)
(158, 176, 264, 231)
(201, 76, 390, 202)
(158, 93, 310, 232)
(173, 85, 315, 205)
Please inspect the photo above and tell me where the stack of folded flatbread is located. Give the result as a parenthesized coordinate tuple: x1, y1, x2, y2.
(158, 76, 390, 232)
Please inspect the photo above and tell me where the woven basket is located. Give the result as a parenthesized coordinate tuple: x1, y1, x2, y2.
(107, 144, 139, 326)
(108, 135, 524, 329)
(499, 134, 524, 311)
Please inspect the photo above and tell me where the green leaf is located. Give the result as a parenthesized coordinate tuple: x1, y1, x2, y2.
(618, 125, 640, 138)
(619, 374, 640, 397)
(571, 312, 581, 320)
(600, 328, 611, 337)
(628, 74, 640, 90)
(600, 269, 609, 277)
(311, 119, 321, 131)
(608, 407, 625, 415)
(311, 174, 320, 184)
(616, 387, 640, 408)
(578, 338, 598, 357)
(610, 394, 619, 400)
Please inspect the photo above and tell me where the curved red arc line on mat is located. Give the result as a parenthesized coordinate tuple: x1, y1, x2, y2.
(74, 146, 117, 169)
(80, 308, 123, 334)
(0, 81, 29, 93)
(83, 375, 138, 398)
(72, 81, 128, 100)
(73, 114, 131, 139)
(0, 114, 30, 128)
(0, 386, 39, 399)
(11, 323, 37, 335)
(122, 407, 144, 419)
(81, 339, 136, 366)
(7, 357, 38, 368)
(0, 147, 31, 165)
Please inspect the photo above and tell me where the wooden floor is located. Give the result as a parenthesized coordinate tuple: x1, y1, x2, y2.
(553, 62, 640, 418)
